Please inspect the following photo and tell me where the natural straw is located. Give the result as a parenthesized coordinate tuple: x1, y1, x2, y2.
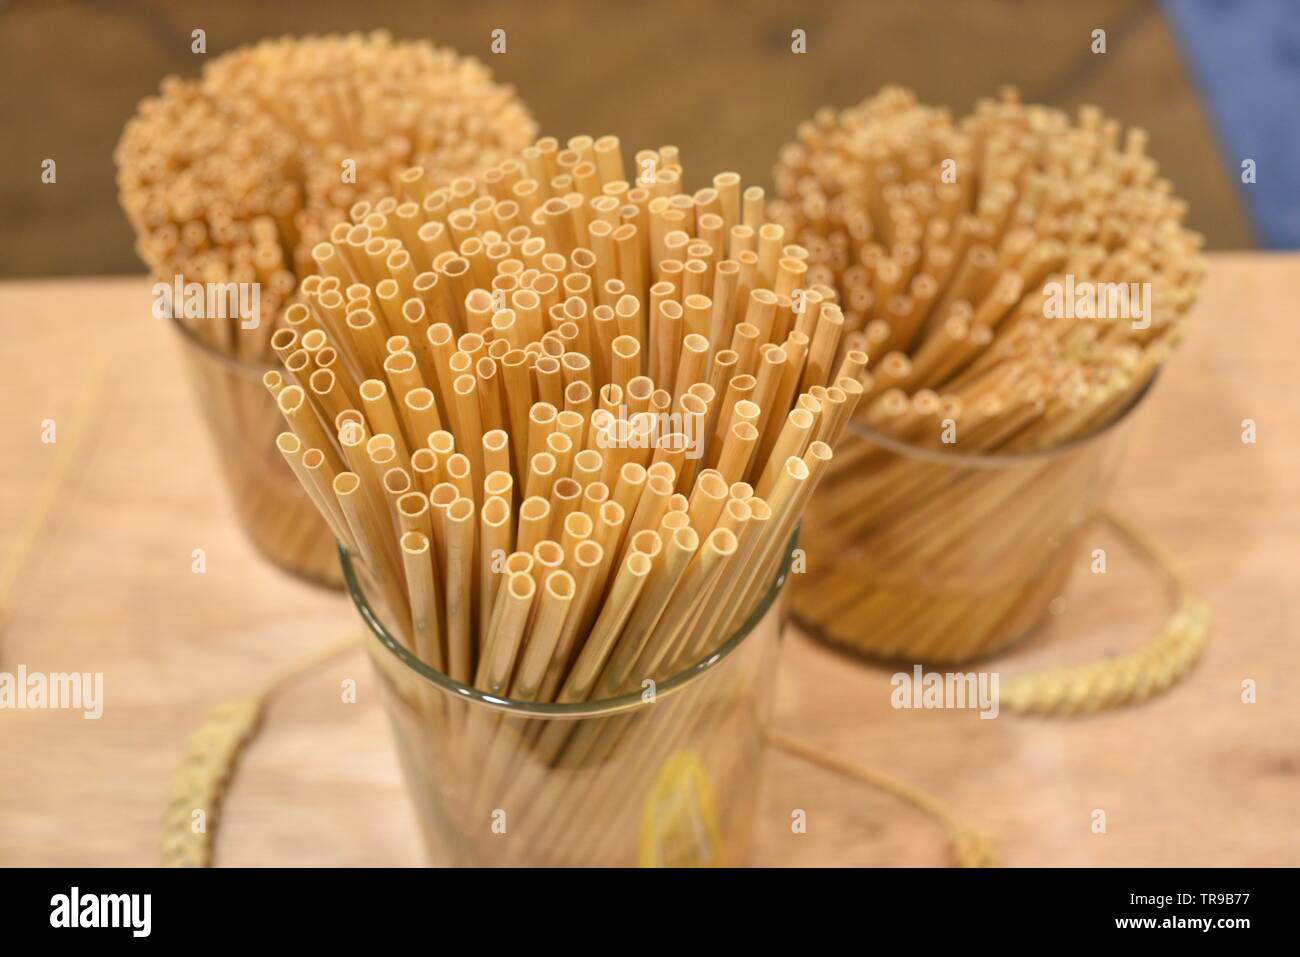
(769, 86, 1205, 660)
(280, 131, 855, 688)
(271, 134, 855, 848)
(116, 32, 537, 362)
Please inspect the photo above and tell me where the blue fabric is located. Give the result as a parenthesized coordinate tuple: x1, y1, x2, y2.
(1162, 0, 1300, 248)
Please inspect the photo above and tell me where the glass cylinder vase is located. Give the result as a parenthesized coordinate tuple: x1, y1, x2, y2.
(793, 397, 1143, 664)
(342, 537, 794, 867)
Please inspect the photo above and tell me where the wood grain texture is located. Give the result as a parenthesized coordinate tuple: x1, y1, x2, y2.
(0, 0, 1251, 280)
(0, 256, 1296, 866)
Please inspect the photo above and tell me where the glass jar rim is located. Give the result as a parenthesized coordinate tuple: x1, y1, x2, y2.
(341, 528, 798, 719)
(844, 375, 1156, 470)
(167, 308, 276, 380)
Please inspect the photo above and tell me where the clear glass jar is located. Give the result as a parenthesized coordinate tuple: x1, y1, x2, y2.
(341, 536, 795, 867)
(171, 316, 342, 588)
(793, 397, 1143, 663)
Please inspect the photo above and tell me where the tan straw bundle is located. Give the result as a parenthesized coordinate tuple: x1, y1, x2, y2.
(115, 31, 537, 361)
(273, 132, 862, 700)
(769, 86, 1206, 660)
(267, 134, 871, 862)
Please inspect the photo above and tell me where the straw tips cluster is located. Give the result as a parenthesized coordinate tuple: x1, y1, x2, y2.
(116, 31, 537, 360)
(771, 84, 1204, 455)
(272, 133, 862, 704)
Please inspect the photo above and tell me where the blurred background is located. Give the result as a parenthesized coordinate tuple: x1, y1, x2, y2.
(2, 0, 1296, 278)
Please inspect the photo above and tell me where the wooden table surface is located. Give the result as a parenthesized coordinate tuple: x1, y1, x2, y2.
(1, 255, 1296, 867)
